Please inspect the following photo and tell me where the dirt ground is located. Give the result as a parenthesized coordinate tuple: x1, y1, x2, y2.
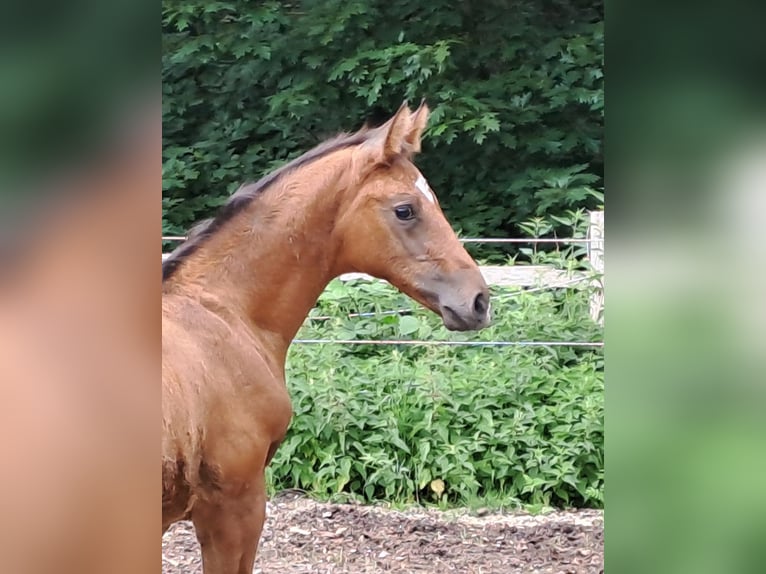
(162, 493, 603, 573)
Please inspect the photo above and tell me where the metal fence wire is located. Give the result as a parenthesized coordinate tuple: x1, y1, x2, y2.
(163, 230, 604, 349)
(163, 236, 598, 244)
(292, 339, 603, 348)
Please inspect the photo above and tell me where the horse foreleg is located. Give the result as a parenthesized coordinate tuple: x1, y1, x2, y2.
(191, 479, 267, 574)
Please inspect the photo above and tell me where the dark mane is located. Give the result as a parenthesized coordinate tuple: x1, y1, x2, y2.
(162, 129, 372, 282)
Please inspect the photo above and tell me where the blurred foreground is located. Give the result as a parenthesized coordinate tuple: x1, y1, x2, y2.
(0, 102, 160, 574)
(608, 2, 766, 572)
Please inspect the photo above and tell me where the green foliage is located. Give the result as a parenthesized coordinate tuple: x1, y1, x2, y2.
(162, 0, 604, 254)
(268, 240, 604, 509)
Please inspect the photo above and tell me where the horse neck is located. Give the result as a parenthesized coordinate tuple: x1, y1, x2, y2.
(170, 156, 354, 359)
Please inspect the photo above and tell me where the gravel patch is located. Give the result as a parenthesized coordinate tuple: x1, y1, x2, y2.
(163, 494, 603, 573)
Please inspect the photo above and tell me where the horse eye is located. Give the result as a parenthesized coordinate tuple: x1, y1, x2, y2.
(394, 205, 416, 221)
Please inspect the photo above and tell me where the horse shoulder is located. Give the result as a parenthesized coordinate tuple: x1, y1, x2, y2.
(162, 294, 292, 496)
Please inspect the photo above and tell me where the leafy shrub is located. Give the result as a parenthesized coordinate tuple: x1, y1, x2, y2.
(269, 269, 604, 509)
(162, 0, 604, 258)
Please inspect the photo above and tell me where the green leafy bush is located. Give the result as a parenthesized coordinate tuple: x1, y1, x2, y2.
(269, 268, 604, 509)
(162, 0, 604, 258)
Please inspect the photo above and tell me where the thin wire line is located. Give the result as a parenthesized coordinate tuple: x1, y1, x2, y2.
(162, 236, 596, 244)
(306, 276, 595, 321)
(460, 238, 595, 244)
(308, 308, 413, 321)
(292, 339, 603, 347)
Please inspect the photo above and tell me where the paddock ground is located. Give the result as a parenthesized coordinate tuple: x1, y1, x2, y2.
(162, 493, 603, 573)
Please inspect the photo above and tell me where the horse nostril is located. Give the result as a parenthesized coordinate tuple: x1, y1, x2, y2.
(473, 292, 487, 316)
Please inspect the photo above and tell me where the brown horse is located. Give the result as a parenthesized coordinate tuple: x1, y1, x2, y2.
(162, 102, 491, 573)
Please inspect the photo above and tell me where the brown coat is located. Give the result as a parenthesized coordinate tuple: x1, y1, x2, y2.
(161, 103, 490, 574)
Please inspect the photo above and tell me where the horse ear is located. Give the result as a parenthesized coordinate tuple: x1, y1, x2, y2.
(405, 100, 430, 153)
(380, 101, 413, 162)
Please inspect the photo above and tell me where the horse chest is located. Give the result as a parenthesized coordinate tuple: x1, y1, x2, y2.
(200, 369, 292, 465)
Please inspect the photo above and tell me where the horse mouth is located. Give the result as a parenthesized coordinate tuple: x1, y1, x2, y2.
(441, 305, 491, 332)
(409, 287, 491, 332)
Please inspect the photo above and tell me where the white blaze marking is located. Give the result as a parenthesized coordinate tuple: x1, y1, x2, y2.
(415, 174, 435, 204)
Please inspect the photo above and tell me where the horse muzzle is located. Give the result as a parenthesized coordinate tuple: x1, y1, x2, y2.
(438, 287, 492, 331)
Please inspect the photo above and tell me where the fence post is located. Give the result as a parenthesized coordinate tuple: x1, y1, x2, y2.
(588, 211, 604, 325)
